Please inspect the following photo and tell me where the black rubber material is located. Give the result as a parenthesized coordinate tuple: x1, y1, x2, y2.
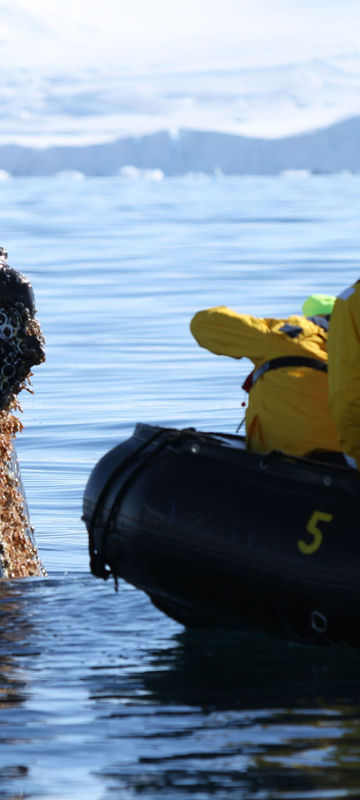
(83, 423, 360, 646)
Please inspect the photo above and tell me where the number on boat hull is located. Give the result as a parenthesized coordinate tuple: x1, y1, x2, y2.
(297, 511, 333, 554)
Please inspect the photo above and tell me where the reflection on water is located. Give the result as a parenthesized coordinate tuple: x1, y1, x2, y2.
(93, 628, 360, 798)
(137, 628, 360, 710)
(2, 577, 360, 798)
(0, 584, 31, 713)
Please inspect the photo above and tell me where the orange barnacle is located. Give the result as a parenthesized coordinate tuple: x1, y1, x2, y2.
(0, 411, 45, 578)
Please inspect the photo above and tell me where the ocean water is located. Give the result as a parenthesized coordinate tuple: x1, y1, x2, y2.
(1, 171, 360, 799)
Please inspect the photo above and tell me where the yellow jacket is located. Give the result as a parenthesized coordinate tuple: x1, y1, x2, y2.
(328, 281, 360, 468)
(190, 306, 341, 456)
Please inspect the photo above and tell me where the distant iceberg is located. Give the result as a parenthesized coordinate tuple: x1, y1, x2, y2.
(118, 165, 164, 180)
(1, 117, 360, 177)
(54, 170, 86, 180)
(280, 169, 312, 179)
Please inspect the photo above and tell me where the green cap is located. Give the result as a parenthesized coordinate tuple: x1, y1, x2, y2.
(302, 293, 336, 317)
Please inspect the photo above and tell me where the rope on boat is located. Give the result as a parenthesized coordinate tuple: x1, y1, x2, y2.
(87, 428, 181, 581)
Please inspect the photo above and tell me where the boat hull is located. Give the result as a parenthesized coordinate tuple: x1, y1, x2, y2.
(83, 423, 360, 645)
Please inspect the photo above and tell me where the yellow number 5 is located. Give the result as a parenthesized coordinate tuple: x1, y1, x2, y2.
(297, 511, 333, 555)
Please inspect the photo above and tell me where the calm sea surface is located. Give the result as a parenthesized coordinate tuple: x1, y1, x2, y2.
(1, 172, 360, 799)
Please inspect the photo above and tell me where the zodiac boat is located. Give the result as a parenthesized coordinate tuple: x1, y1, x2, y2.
(82, 422, 360, 646)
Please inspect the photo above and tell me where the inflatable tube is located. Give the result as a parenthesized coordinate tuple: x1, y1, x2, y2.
(83, 423, 360, 646)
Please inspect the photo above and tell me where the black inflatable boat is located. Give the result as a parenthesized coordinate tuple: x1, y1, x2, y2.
(82, 423, 360, 646)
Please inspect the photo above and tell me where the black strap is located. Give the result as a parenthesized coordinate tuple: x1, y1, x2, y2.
(251, 356, 328, 388)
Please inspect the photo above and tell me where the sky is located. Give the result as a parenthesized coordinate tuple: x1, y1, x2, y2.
(2, 0, 360, 72)
(1, 0, 360, 144)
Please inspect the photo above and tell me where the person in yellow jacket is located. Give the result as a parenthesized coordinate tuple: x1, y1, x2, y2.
(327, 280, 360, 470)
(190, 294, 341, 457)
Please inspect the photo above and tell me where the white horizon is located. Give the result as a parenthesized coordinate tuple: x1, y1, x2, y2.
(2, 0, 360, 71)
(1, 0, 360, 145)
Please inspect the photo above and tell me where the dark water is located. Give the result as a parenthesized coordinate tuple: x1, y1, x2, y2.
(3, 577, 360, 799)
(1, 172, 360, 798)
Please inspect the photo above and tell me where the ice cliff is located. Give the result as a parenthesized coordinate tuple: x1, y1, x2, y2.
(1, 116, 360, 176)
